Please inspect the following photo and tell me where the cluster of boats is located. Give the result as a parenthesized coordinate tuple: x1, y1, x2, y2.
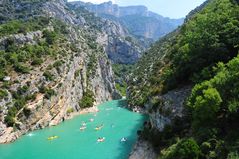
(79, 119, 102, 131)
(47, 115, 127, 143)
(47, 135, 126, 143)
(96, 137, 127, 143)
(79, 119, 127, 143)
(79, 118, 95, 131)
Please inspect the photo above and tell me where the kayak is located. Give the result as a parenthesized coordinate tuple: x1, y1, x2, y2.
(95, 125, 103, 131)
(47, 136, 59, 140)
(80, 126, 87, 130)
(97, 137, 105, 142)
(121, 137, 127, 142)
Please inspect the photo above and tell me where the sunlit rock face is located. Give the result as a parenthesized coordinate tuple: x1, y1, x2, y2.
(70, 1, 184, 40)
(0, 0, 120, 143)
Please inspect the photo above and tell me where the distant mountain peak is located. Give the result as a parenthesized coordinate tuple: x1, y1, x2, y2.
(69, 1, 184, 40)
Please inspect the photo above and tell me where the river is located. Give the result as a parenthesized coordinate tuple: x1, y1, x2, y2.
(0, 100, 146, 159)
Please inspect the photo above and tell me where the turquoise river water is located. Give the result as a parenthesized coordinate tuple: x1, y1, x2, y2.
(0, 100, 146, 159)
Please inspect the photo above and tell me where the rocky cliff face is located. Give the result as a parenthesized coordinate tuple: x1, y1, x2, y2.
(70, 1, 184, 41)
(147, 86, 191, 131)
(68, 2, 144, 64)
(0, 0, 119, 143)
(127, 86, 192, 158)
(129, 139, 157, 159)
(71, 1, 149, 17)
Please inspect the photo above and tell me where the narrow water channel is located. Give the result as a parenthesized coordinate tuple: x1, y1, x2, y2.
(0, 100, 146, 159)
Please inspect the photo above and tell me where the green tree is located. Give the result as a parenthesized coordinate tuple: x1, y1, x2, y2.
(189, 87, 222, 129)
(43, 30, 57, 45)
(79, 90, 95, 108)
(164, 138, 200, 159)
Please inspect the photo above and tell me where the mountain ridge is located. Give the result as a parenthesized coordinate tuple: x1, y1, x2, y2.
(69, 1, 184, 41)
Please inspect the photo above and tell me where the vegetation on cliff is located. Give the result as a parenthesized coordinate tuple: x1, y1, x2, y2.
(128, 0, 239, 106)
(112, 64, 133, 96)
(0, 0, 117, 133)
(127, 0, 239, 158)
(79, 89, 95, 108)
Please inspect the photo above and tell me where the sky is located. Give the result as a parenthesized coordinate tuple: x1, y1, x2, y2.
(68, 0, 206, 18)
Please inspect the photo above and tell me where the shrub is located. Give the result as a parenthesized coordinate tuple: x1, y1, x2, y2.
(0, 89, 8, 100)
(25, 93, 37, 101)
(53, 60, 63, 68)
(53, 60, 63, 73)
(43, 30, 57, 45)
(5, 106, 18, 127)
(74, 69, 81, 79)
(17, 85, 29, 95)
(115, 82, 127, 96)
(0, 17, 50, 37)
(23, 107, 31, 117)
(227, 152, 239, 159)
(38, 85, 56, 99)
(4, 115, 15, 127)
(31, 58, 43, 66)
(66, 108, 74, 114)
(0, 70, 6, 81)
(163, 138, 200, 159)
(190, 87, 222, 129)
(0, 57, 7, 68)
(44, 88, 56, 99)
(14, 98, 26, 110)
(79, 89, 95, 108)
(46, 64, 53, 70)
(43, 71, 54, 81)
(14, 63, 30, 74)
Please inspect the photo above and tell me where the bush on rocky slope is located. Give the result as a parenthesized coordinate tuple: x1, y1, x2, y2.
(0, 0, 119, 144)
(128, 0, 239, 107)
(79, 89, 95, 108)
(127, 0, 239, 158)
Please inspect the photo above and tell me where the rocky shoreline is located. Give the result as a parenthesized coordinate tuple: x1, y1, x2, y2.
(127, 104, 157, 159)
(0, 105, 100, 144)
(129, 139, 157, 159)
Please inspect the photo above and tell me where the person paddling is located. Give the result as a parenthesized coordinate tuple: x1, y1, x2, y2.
(97, 137, 105, 142)
(120, 137, 127, 142)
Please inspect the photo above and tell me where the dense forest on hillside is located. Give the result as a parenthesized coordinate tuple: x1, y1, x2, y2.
(127, 0, 239, 158)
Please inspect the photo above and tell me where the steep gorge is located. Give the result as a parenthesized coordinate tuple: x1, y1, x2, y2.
(1, 0, 238, 158)
(70, 1, 183, 41)
(68, 2, 143, 64)
(0, 0, 120, 143)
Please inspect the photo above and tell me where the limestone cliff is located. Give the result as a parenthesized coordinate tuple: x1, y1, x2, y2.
(70, 1, 183, 41)
(68, 2, 144, 64)
(146, 86, 191, 131)
(0, 0, 119, 143)
(128, 86, 191, 158)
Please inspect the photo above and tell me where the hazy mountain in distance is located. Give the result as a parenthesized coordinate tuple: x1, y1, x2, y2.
(69, 1, 184, 41)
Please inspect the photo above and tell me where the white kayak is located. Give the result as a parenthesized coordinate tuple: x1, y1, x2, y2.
(97, 137, 105, 142)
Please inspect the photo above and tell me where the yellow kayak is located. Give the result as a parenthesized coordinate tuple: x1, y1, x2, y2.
(95, 125, 103, 131)
(47, 136, 59, 140)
